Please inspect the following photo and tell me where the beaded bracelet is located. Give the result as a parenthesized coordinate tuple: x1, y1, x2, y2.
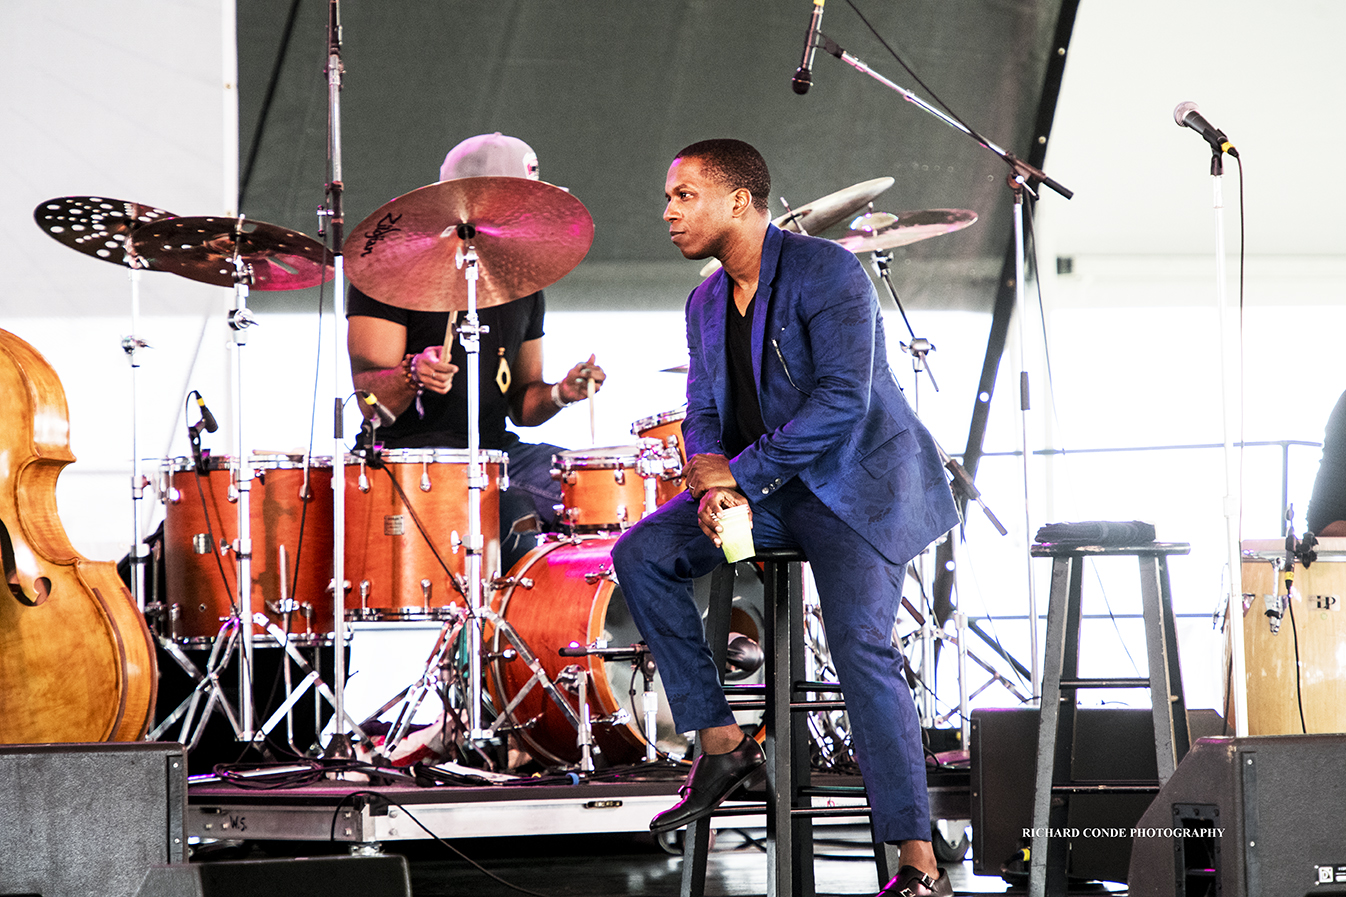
(401, 353, 426, 417)
(400, 353, 422, 388)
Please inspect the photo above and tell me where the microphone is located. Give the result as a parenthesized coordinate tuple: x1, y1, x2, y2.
(791, 0, 826, 95)
(358, 390, 397, 427)
(1173, 101, 1238, 157)
(193, 392, 218, 433)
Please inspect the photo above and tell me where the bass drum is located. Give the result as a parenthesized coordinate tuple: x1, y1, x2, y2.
(487, 536, 764, 767)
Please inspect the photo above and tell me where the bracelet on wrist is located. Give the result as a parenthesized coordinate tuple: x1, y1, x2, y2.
(551, 382, 572, 409)
(401, 353, 423, 389)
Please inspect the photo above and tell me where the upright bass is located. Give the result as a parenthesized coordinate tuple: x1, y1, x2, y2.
(0, 328, 157, 741)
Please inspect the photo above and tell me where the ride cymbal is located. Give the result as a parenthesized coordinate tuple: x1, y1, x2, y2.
(833, 208, 978, 253)
(343, 177, 595, 311)
(34, 196, 175, 267)
(131, 216, 334, 290)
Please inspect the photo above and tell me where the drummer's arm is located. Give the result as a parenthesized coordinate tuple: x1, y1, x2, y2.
(507, 339, 597, 427)
(348, 315, 419, 418)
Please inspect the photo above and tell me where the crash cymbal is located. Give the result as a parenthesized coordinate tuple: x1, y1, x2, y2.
(776, 176, 895, 236)
(343, 176, 595, 311)
(698, 176, 896, 276)
(833, 208, 978, 253)
(660, 362, 689, 374)
(34, 196, 176, 267)
(131, 216, 334, 290)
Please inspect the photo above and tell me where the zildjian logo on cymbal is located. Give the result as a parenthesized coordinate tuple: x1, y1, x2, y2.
(359, 212, 402, 257)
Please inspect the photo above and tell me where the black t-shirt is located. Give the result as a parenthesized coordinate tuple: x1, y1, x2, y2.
(347, 285, 546, 449)
(723, 293, 767, 459)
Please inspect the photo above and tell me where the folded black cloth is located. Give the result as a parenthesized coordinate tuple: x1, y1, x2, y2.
(1034, 520, 1156, 546)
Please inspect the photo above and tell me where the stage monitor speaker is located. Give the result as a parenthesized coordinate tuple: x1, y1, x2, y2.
(134, 855, 411, 897)
(1127, 734, 1346, 897)
(0, 741, 186, 897)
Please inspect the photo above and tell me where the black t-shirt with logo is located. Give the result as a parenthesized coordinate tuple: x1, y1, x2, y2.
(346, 285, 545, 449)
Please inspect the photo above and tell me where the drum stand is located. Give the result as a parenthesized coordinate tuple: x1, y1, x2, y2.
(148, 618, 246, 750)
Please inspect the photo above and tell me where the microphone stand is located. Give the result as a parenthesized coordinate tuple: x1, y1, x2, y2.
(318, 0, 353, 756)
(1205, 145, 1247, 737)
(812, 29, 1073, 708)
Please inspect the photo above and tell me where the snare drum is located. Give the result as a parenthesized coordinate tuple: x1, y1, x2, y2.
(161, 454, 334, 646)
(631, 407, 687, 507)
(551, 446, 657, 530)
(344, 448, 505, 620)
(487, 536, 764, 765)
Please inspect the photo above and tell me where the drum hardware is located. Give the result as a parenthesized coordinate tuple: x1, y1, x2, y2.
(131, 213, 335, 740)
(148, 617, 246, 751)
(479, 606, 583, 741)
(560, 641, 660, 763)
(249, 613, 371, 752)
(33, 195, 180, 616)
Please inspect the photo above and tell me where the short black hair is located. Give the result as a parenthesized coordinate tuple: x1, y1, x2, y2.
(674, 139, 771, 213)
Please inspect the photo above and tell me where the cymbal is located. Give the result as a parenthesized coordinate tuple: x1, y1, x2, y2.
(699, 176, 895, 276)
(833, 208, 978, 253)
(777, 176, 895, 236)
(34, 196, 176, 267)
(131, 216, 334, 290)
(660, 362, 689, 374)
(343, 177, 595, 311)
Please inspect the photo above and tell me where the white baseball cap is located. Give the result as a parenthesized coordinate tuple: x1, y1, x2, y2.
(439, 132, 540, 182)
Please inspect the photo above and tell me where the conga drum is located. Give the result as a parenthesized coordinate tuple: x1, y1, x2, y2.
(1232, 538, 1346, 734)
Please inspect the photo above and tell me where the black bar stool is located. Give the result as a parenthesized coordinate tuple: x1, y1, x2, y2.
(1027, 540, 1192, 897)
(679, 549, 896, 897)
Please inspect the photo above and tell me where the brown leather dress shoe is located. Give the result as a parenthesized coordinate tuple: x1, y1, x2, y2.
(649, 736, 765, 834)
(875, 865, 953, 897)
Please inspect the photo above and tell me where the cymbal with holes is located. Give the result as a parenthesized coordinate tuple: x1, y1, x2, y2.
(131, 216, 335, 290)
(343, 177, 595, 311)
(833, 208, 978, 253)
(33, 196, 176, 267)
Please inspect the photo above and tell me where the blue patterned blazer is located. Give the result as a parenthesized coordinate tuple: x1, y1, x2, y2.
(682, 224, 959, 566)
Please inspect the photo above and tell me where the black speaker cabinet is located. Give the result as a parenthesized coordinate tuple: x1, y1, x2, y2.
(0, 741, 186, 897)
(1128, 734, 1346, 897)
(135, 855, 411, 897)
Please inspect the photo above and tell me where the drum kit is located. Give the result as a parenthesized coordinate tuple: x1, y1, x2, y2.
(32, 168, 980, 773)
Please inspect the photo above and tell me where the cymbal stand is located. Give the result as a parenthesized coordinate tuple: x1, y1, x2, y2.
(122, 243, 151, 613)
(224, 220, 260, 740)
(868, 249, 939, 404)
(453, 226, 491, 738)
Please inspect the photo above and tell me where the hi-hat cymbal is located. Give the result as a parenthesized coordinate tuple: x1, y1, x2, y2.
(131, 216, 335, 290)
(833, 209, 978, 253)
(698, 176, 896, 276)
(343, 177, 595, 311)
(34, 196, 176, 267)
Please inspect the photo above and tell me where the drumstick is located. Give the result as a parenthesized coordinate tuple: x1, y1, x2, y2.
(587, 377, 595, 444)
(441, 310, 459, 358)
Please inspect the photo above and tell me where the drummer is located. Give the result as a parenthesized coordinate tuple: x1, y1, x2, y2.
(347, 132, 606, 572)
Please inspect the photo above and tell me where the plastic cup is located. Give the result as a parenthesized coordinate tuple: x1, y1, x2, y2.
(716, 504, 755, 563)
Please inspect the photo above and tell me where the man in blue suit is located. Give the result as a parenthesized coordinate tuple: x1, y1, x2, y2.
(611, 139, 959, 897)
